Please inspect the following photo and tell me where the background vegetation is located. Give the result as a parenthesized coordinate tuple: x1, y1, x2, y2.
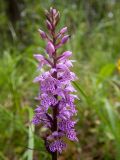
(0, 0, 120, 159)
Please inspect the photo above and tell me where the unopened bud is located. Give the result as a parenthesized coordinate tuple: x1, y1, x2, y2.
(54, 11, 60, 26)
(38, 29, 47, 39)
(61, 35, 70, 44)
(53, 9, 57, 15)
(46, 41, 55, 56)
(60, 27, 67, 34)
(46, 20, 53, 30)
(50, 7, 57, 16)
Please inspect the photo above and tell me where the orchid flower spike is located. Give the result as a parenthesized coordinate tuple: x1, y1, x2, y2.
(32, 7, 78, 160)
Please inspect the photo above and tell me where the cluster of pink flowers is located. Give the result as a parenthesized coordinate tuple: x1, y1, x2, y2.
(32, 7, 78, 155)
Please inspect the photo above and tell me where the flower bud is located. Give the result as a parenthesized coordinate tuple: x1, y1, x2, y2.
(46, 20, 52, 30)
(50, 7, 57, 15)
(61, 35, 70, 44)
(38, 29, 47, 39)
(46, 41, 55, 56)
(53, 9, 57, 15)
(60, 27, 67, 34)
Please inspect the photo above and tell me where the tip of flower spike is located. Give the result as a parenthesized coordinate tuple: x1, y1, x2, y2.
(50, 7, 57, 15)
(45, 7, 60, 29)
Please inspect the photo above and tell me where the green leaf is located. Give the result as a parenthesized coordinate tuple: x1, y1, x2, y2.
(96, 63, 115, 85)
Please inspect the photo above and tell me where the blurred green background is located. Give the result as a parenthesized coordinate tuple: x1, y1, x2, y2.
(0, 0, 120, 160)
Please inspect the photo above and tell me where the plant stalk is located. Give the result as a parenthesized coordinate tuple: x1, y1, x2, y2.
(51, 27, 58, 160)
